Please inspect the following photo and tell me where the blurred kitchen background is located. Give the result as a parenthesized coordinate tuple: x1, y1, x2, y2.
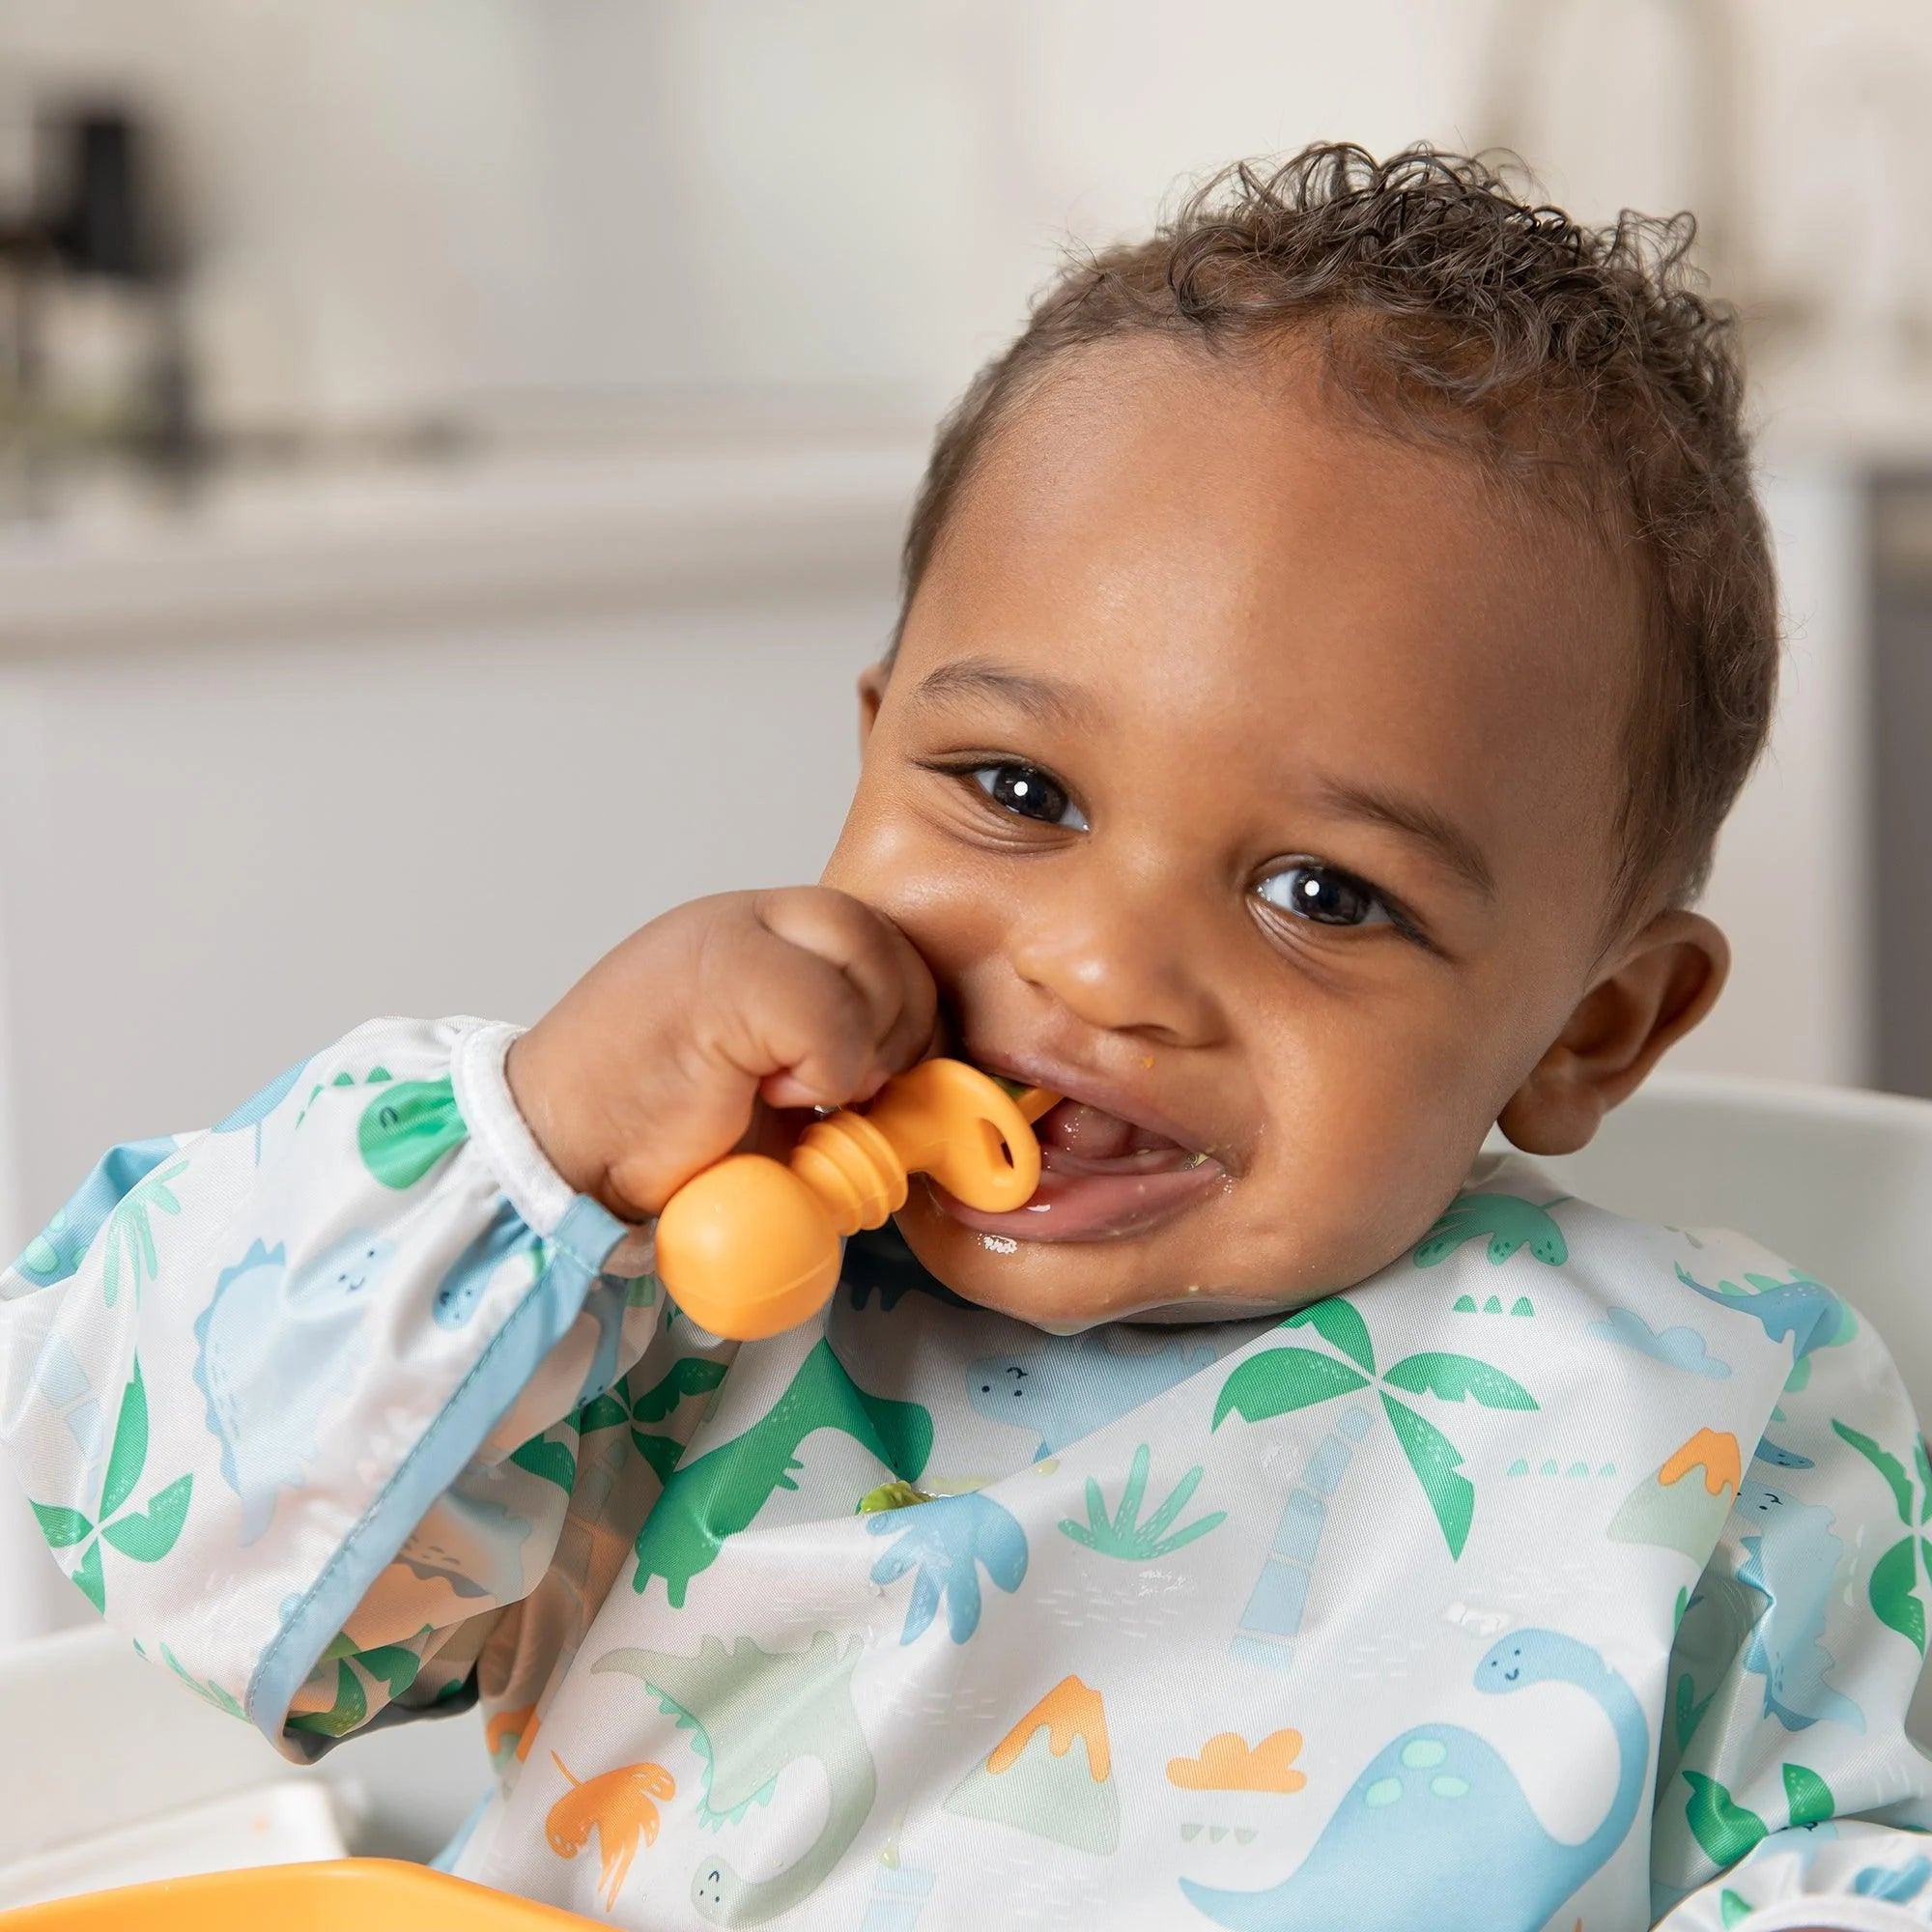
(2, 0, 1930, 1635)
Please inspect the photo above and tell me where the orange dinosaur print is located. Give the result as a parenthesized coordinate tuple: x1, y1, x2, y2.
(1167, 1728, 1307, 1794)
(546, 1752, 676, 1913)
(1660, 1428, 1742, 1497)
(486, 1701, 539, 1764)
(987, 1674, 1112, 1781)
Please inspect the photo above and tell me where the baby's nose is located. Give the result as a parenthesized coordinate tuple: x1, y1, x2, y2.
(1008, 887, 1221, 1048)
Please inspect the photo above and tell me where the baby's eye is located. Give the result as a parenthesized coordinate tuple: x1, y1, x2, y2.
(1256, 862, 1392, 930)
(971, 763, 1088, 830)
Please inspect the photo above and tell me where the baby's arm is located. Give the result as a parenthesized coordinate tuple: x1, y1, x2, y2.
(0, 890, 935, 1761)
(0, 1016, 654, 1757)
(1651, 1296, 1932, 1931)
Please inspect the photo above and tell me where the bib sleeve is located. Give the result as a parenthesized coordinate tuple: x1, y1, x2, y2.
(1652, 1291, 1932, 1930)
(0, 1016, 662, 1762)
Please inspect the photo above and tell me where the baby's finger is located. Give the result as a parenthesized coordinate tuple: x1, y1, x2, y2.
(753, 890, 938, 1092)
(724, 931, 890, 1108)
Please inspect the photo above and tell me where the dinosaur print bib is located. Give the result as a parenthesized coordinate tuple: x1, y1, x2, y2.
(440, 1199, 1927, 1931)
(8, 1016, 1932, 1932)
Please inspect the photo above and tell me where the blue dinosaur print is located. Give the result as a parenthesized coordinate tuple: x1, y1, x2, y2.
(212, 1055, 312, 1160)
(968, 1331, 1218, 1459)
(867, 1492, 1028, 1643)
(1735, 1455, 1865, 1733)
(1674, 1264, 1849, 1377)
(434, 1200, 546, 1328)
(193, 1231, 392, 1543)
(1856, 1855, 1932, 1902)
(1181, 1629, 1647, 1932)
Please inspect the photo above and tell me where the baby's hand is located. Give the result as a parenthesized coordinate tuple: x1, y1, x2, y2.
(506, 889, 940, 1221)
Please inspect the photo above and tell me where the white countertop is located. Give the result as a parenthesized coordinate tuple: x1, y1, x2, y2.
(0, 435, 929, 654)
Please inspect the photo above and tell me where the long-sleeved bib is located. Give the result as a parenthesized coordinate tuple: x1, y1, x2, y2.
(6, 1015, 1932, 1932)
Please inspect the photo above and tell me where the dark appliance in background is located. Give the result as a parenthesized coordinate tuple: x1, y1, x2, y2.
(0, 98, 194, 500)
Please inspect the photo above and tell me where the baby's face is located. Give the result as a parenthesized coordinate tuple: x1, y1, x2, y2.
(822, 339, 1642, 1327)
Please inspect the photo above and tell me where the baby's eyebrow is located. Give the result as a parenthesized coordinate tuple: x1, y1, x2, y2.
(911, 657, 1086, 728)
(1310, 774, 1498, 901)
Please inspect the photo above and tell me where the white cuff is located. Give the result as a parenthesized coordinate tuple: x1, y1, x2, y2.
(1737, 1900, 1930, 1932)
(449, 1021, 577, 1237)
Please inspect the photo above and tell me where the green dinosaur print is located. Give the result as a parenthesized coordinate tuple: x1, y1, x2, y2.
(294, 1064, 390, 1128)
(1214, 1299, 1535, 1558)
(593, 1631, 874, 1925)
(1060, 1444, 1225, 1560)
(99, 1156, 189, 1309)
(357, 1077, 468, 1190)
(632, 1340, 933, 1606)
(632, 1357, 728, 1424)
(1413, 1194, 1569, 1269)
(29, 1357, 191, 1612)
(1833, 1418, 1932, 1652)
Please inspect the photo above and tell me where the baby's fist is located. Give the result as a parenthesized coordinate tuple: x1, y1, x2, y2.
(506, 888, 940, 1221)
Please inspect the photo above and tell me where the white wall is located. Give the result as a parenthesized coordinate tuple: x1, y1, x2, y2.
(0, 0, 1500, 429)
(1663, 465, 1871, 1087)
(7, 0, 1932, 440)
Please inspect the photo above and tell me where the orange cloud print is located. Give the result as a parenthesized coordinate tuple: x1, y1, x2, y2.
(1167, 1728, 1306, 1794)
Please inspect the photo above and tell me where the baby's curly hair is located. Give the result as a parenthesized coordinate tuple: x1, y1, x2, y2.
(895, 142, 1776, 936)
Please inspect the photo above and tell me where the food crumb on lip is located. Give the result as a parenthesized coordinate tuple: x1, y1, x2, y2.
(980, 1234, 1018, 1255)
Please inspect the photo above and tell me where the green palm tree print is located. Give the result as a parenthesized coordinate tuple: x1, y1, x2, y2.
(1832, 1418, 1932, 1651)
(1213, 1299, 1536, 1558)
(100, 1156, 188, 1308)
(1060, 1444, 1226, 1560)
(29, 1358, 192, 1610)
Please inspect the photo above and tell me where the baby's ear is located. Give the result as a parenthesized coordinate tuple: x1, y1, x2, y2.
(1497, 911, 1729, 1156)
(857, 661, 890, 751)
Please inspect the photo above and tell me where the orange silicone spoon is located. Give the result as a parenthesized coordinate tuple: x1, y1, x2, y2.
(652, 1061, 1058, 1340)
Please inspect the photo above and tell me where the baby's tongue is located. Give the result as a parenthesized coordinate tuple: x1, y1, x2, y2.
(1037, 1097, 1173, 1161)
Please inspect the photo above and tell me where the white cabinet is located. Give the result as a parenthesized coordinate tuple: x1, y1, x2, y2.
(0, 440, 922, 1639)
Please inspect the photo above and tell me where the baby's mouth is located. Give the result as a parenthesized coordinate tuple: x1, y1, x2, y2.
(932, 1088, 1228, 1243)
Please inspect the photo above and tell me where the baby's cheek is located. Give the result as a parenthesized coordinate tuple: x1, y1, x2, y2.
(1252, 1047, 1493, 1290)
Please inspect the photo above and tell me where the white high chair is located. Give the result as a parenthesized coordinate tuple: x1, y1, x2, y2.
(1, 1071, 1929, 1909)
(1524, 1070, 1932, 1743)
(1535, 1071, 1932, 1416)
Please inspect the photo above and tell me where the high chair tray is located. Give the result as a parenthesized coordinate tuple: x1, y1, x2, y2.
(0, 1860, 595, 1929)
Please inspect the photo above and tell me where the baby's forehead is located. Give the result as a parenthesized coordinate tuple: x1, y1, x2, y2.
(941, 351, 1636, 738)
(978, 338, 1635, 629)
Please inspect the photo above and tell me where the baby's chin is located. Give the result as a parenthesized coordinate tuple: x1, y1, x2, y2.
(890, 1192, 1317, 1332)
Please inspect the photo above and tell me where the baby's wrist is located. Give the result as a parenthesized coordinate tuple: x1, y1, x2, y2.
(503, 1024, 610, 1209)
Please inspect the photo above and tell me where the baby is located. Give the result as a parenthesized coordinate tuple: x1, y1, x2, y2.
(4, 146, 1928, 1932)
